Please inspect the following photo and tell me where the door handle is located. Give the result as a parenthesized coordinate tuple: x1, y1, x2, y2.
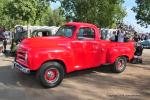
(101, 48, 104, 51)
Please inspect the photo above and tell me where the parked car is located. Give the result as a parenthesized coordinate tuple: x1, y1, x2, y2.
(11, 26, 59, 54)
(141, 39, 150, 49)
(31, 29, 52, 37)
(13, 22, 134, 88)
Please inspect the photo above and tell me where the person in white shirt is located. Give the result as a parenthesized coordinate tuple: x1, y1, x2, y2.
(110, 31, 117, 42)
(117, 29, 125, 42)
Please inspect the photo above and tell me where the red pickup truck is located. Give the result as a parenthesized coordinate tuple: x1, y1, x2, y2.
(14, 22, 134, 88)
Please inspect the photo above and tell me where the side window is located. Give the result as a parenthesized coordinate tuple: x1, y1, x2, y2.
(65, 29, 73, 37)
(37, 32, 43, 37)
(77, 28, 95, 40)
(55, 25, 75, 38)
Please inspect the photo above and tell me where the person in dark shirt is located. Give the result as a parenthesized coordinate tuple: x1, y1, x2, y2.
(124, 32, 129, 42)
(3, 38, 7, 52)
(133, 32, 139, 42)
(131, 42, 143, 64)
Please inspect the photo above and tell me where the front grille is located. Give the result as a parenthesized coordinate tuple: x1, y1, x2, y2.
(17, 47, 26, 62)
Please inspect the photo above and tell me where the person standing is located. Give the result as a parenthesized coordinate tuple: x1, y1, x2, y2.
(133, 32, 139, 42)
(110, 31, 117, 42)
(3, 38, 7, 52)
(118, 28, 125, 42)
(124, 32, 129, 42)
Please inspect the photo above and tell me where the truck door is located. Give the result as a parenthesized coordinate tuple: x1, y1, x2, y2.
(71, 40, 86, 70)
(76, 27, 101, 68)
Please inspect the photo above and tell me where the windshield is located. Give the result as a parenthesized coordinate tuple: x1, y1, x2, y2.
(55, 25, 75, 38)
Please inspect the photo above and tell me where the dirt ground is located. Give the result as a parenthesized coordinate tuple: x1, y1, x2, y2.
(0, 49, 149, 100)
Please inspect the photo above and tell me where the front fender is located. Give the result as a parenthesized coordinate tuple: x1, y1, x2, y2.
(29, 47, 74, 72)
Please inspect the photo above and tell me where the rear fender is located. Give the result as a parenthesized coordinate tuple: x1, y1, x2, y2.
(107, 48, 131, 64)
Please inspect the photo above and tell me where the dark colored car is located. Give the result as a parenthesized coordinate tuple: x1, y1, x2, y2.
(141, 39, 150, 49)
(31, 29, 52, 37)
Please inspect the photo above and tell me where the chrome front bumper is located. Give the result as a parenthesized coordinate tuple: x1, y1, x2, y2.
(13, 62, 30, 74)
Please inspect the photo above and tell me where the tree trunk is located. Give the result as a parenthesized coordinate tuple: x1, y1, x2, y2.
(27, 21, 30, 38)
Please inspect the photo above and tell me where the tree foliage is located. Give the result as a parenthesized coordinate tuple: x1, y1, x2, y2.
(39, 7, 65, 26)
(133, 0, 150, 27)
(0, 0, 126, 30)
(4, 0, 50, 23)
(0, 0, 64, 30)
(60, 0, 126, 28)
(0, 0, 14, 30)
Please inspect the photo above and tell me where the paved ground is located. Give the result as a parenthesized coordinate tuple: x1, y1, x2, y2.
(0, 49, 150, 100)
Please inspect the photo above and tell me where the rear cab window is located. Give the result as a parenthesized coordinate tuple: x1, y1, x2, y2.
(77, 27, 95, 40)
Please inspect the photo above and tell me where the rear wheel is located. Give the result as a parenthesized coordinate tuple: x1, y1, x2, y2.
(37, 61, 64, 88)
(112, 57, 127, 73)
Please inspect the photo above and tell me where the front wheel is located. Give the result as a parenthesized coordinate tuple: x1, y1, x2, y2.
(37, 62, 64, 88)
(112, 57, 127, 73)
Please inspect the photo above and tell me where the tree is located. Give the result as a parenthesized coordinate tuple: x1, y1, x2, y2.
(4, 0, 57, 25)
(52, 7, 65, 26)
(1, 0, 64, 30)
(60, 0, 126, 28)
(0, 0, 14, 30)
(4, 0, 39, 24)
(3, 0, 64, 26)
(132, 0, 150, 27)
(32, 0, 51, 24)
(33, 7, 65, 26)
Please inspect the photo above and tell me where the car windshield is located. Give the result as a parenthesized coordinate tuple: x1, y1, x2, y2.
(55, 25, 75, 38)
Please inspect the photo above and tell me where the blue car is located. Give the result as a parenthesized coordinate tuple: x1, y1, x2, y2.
(141, 39, 150, 49)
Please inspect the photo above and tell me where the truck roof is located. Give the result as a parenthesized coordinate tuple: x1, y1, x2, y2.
(65, 22, 98, 29)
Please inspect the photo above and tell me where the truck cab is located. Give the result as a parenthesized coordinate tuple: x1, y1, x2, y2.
(14, 22, 134, 88)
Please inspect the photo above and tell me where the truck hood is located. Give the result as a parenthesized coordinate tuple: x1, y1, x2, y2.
(20, 36, 71, 49)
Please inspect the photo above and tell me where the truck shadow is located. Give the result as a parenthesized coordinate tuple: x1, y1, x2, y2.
(0, 65, 43, 89)
(0, 65, 149, 100)
(0, 65, 112, 89)
(65, 65, 113, 78)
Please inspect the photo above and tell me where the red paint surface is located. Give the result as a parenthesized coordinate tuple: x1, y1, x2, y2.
(16, 22, 134, 73)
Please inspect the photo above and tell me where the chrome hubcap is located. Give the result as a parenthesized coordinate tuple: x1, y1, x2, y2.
(44, 68, 59, 84)
(117, 59, 125, 70)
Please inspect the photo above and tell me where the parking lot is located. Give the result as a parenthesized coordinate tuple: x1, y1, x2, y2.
(0, 49, 150, 100)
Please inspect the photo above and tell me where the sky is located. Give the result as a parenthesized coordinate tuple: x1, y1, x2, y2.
(123, 0, 150, 33)
(51, 0, 150, 33)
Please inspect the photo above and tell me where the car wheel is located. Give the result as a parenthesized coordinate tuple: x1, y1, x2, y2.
(112, 57, 127, 73)
(37, 61, 64, 88)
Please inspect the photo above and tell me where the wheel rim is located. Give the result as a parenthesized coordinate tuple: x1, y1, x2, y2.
(117, 59, 125, 70)
(44, 68, 59, 84)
